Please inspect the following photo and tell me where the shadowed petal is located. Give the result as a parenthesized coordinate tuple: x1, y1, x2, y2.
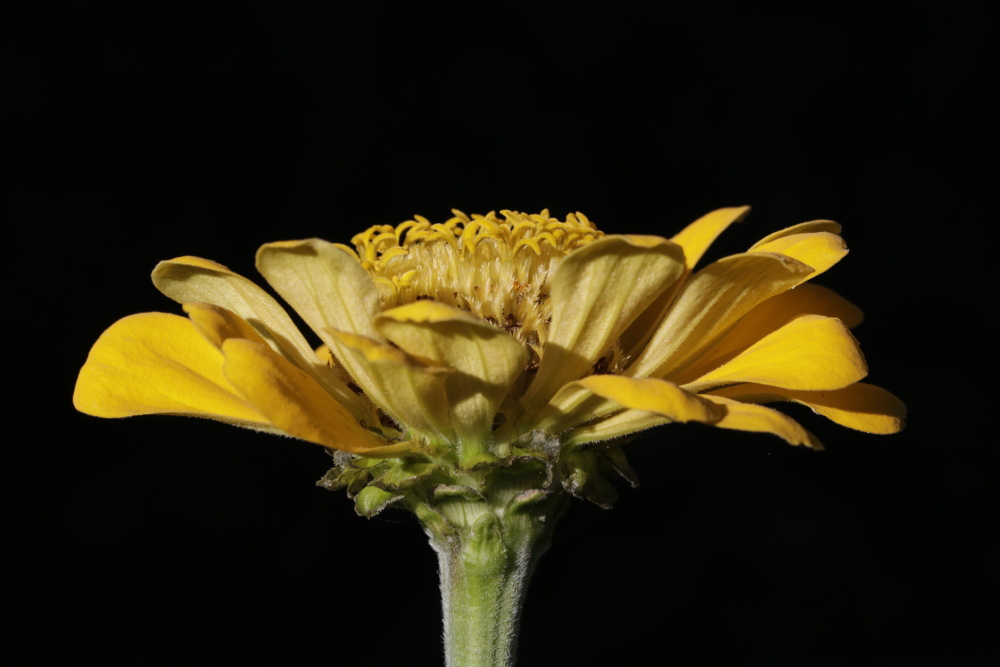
(709, 382, 906, 434)
(703, 395, 824, 450)
(375, 301, 527, 444)
(183, 302, 268, 348)
(727, 282, 864, 334)
(152, 256, 364, 417)
(325, 329, 455, 443)
(221, 338, 407, 455)
(524, 235, 686, 408)
(531, 382, 617, 435)
(74, 312, 271, 429)
(533, 375, 711, 437)
(670, 284, 863, 385)
(621, 206, 747, 364)
(256, 239, 382, 340)
(570, 376, 723, 426)
(681, 315, 868, 392)
(565, 409, 673, 445)
(628, 252, 814, 379)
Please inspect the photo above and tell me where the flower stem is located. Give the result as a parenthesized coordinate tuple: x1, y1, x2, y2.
(418, 475, 568, 666)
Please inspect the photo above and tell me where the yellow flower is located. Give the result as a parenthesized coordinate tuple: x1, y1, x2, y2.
(74, 208, 905, 469)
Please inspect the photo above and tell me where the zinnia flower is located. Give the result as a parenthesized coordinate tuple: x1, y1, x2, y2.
(73, 207, 905, 666)
(74, 207, 903, 468)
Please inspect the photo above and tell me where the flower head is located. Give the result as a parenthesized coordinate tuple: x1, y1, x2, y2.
(74, 208, 904, 507)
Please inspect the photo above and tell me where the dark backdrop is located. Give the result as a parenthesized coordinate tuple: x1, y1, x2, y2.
(6, 1, 994, 665)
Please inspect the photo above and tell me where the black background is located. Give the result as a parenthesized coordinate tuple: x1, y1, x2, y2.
(5, 1, 995, 665)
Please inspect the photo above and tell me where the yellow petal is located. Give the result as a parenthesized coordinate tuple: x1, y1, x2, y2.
(374, 301, 527, 443)
(750, 231, 848, 278)
(671, 206, 751, 270)
(183, 302, 268, 349)
(620, 207, 750, 359)
(532, 375, 714, 442)
(153, 256, 308, 352)
(151, 255, 364, 417)
(573, 375, 723, 424)
(669, 284, 863, 385)
(221, 339, 404, 454)
(325, 329, 454, 443)
(703, 395, 824, 450)
(618, 280, 683, 364)
(565, 409, 672, 445)
(530, 375, 717, 439)
(524, 234, 686, 407)
(750, 220, 841, 246)
(709, 382, 906, 434)
(739, 282, 863, 330)
(255, 239, 382, 340)
(531, 382, 617, 435)
(628, 252, 814, 379)
(73, 312, 270, 429)
(681, 315, 868, 392)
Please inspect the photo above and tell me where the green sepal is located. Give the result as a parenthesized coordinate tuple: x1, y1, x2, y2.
(473, 452, 554, 490)
(316, 465, 377, 495)
(505, 488, 552, 515)
(459, 443, 501, 470)
(479, 453, 550, 471)
(510, 451, 555, 487)
(353, 485, 402, 517)
(315, 466, 352, 492)
(353, 454, 391, 469)
(560, 449, 618, 509)
(599, 444, 640, 488)
(414, 502, 458, 540)
(373, 460, 441, 492)
(431, 484, 485, 502)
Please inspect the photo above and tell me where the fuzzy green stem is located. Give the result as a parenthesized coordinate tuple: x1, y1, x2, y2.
(418, 473, 568, 667)
(432, 524, 533, 666)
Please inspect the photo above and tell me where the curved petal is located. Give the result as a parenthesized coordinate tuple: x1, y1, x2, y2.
(681, 315, 868, 392)
(73, 312, 271, 429)
(750, 231, 848, 279)
(524, 235, 686, 408)
(530, 382, 617, 435)
(573, 375, 723, 424)
(375, 301, 526, 444)
(325, 329, 454, 444)
(618, 282, 683, 364)
(703, 395, 824, 450)
(255, 239, 382, 340)
(531, 374, 720, 437)
(628, 252, 814, 379)
(565, 409, 672, 445)
(750, 220, 841, 247)
(151, 256, 364, 417)
(624, 218, 845, 364)
(709, 382, 906, 434)
(221, 339, 406, 454)
(183, 302, 268, 349)
(728, 282, 864, 333)
(670, 284, 863, 385)
(620, 207, 749, 360)
(671, 206, 750, 270)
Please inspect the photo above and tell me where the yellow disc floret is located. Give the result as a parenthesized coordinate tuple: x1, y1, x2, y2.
(338, 210, 603, 356)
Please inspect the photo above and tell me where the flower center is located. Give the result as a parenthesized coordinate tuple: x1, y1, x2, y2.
(345, 210, 602, 355)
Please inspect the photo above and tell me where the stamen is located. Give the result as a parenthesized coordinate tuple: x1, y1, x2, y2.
(348, 210, 603, 355)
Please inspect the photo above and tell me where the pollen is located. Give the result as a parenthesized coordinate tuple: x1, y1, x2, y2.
(339, 210, 603, 354)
